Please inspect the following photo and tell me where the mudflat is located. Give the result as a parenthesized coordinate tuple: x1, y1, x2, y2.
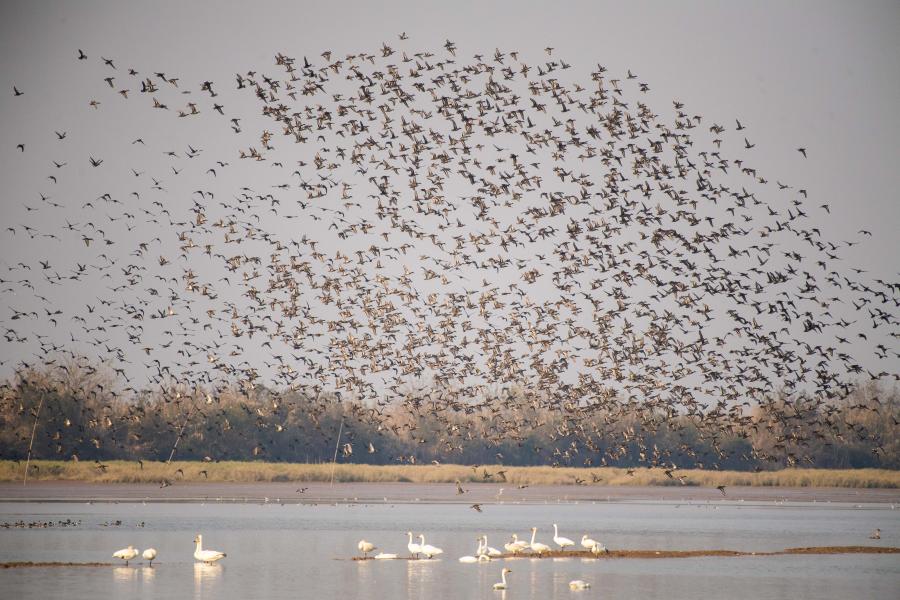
(1, 481, 897, 504)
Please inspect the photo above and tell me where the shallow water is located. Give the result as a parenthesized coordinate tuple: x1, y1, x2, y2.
(0, 499, 897, 599)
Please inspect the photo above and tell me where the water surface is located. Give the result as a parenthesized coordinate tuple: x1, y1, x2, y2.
(0, 496, 897, 599)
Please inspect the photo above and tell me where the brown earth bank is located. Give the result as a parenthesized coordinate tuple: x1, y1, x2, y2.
(0, 562, 117, 568)
(1, 481, 899, 504)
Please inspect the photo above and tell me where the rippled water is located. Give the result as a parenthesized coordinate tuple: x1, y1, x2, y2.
(0, 498, 897, 599)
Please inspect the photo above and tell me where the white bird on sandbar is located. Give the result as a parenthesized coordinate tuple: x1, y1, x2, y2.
(193, 534, 226, 563)
(418, 534, 443, 559)
(142, 547, 157, 566)
(357, 539, 376, 557)
(528, 527, 551, 555)
(406, 531, 422, 558)
(553, 524, 575, 550)
(504, 533, 528, 554)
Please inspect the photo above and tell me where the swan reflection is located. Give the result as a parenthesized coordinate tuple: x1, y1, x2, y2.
(112, 566, 137, 583)
(194, 561, 223, 599)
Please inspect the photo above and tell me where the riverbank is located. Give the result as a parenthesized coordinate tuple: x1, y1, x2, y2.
(3, 461, 898, 488)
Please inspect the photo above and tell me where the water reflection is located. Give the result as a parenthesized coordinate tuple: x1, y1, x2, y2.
(193, 562, 223, 599)
(112, 566, 138, 582)
(141, 566, 156, 583)
(406, 557, 439, 600)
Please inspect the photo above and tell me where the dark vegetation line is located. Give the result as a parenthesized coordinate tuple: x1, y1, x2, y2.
(2, 365, 896, 470)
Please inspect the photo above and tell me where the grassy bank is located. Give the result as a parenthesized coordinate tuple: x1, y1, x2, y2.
(2, 461, 898, 488)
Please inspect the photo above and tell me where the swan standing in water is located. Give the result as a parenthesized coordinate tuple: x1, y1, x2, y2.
(492, 568, 512, 590)
(553, 524, 575, 550)
(142, 548, 157, 566)
(357, 540, 376, 558)
(528, 527, 551, 555)
(418, 534, 443, 559)
(193, 534, 226, 563)
(113, 545, 139, 566)
(406, 531, 422, 558)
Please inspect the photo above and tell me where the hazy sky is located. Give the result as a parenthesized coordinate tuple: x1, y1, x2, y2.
(1, 0, 898, 392)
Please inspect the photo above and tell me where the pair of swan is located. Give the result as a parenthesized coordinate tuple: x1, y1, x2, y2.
(112, 546, 157, 566)
(504, 534, 529, 554)
(193, 534, 226, 563)
(458, 537, 489, 563)
(406, 531, 443, 559)
(459, 536, 502, 562)
(582, 534, 608, 554)
(356, 540, 398, 560)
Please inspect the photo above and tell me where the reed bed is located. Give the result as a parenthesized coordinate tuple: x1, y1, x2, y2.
(1, 461, 898, 488)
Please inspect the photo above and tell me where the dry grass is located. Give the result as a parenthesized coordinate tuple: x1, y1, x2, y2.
(1, 461, 898, 488)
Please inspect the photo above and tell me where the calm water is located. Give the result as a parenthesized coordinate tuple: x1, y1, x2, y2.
(0, 499, 897, 599)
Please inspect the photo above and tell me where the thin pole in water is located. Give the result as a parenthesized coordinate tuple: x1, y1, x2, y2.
(24, 392, 45, 486)
(330, 419, 343, 487)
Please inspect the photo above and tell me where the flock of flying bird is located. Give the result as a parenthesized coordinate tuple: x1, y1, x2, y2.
(3, 35, 898, 469)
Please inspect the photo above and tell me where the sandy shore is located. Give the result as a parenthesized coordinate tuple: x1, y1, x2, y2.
(1, 481, 897, 504)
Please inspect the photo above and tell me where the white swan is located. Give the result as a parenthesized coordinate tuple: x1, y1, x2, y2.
(406, 531, 421, 558)
(373, 552, 397, 560)
(418, 534, 443, 559)
(481, 535, 503, 557)
(459, 537, 484, 563)
(492, 567, 512, 590)
(113, 545, 139, 565)
(553, 524, 575, 550)
(357, 539, 376, 557)
(193, 534, 226, 563)
(504, 534, 523, 554)
(142, 548, 157, 566)
(569, 579, 591, 590)
(590, 542, 608, 555)
(581, 534, 600, 550)
(528, 527, 551, 555)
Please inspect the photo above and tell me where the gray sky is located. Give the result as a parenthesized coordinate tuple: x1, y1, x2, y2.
(1, 0, 898, 399)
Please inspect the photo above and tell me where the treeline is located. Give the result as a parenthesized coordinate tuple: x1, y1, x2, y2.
(0, 363, 897, 470)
